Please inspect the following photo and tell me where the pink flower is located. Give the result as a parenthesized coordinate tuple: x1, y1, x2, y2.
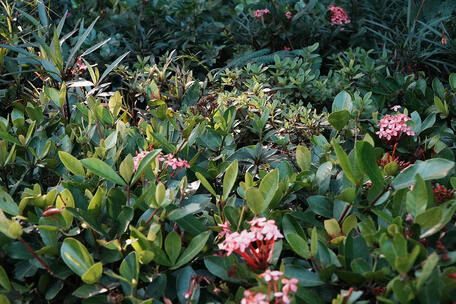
(284, 46, 291, 51)
(241, 291, 269, 304)
(259, 270, 283, 282)
(376, 112, 415, 143)
(285, 11, 292, 19)
(328, 4, 351, 25)
(281, 278, 298, 293)
(133, 150, 151, 171)
(254, 9, 270, 20)
(219, 217, 284, 270)
(391, 105, 401, 112)
(217, 220, 231, 238)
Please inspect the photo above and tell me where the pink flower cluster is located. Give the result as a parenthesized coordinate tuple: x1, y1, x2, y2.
(158, 153, 190, 170)
(254, 9, 270, 19)
(376, 107, 414, 143)
(133, 150, 151, 171)
(241, 270, 299, 304)
(218, 217, 283, 270)
(132, 150, 190, 175)
(71, 57, 87, 76)
(285, 11, 292, 20)
(328, 4, 351, 25)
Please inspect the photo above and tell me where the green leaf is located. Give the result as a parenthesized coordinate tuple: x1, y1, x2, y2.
(328, 110, 350, 131)
(341, 214, 357, 235)
(119, 154, 134, 183)
(56, 189, 75, 230)
(172, 231, 210, 269)
(416, 253, 439, 289)
(60, 238, 94, 277)
(0, 187, 18, 216)
(332, 91, 352, 112)
(324, 219, 341, 236)
(195, 172, 217, 197)
(81, 262, 102, 285)
(98, 52, 129, 85)
(286, 233, 311, 259)
(131, 150, 160, 185)
(333, 143, 357, 185)
(0, 130, 20, 145)
(165, 231, 181, 264)
(259, 169, 279, 207)
(296, 145, 311, 171)
(0, 265, 11, 292)
(315, 161, 332, 185)
(415, 207, 442, 229)
(307, 195, 332, 218)
(81, 158, 126, 186)
(310, 227, 318, 257)
(450, 73, 456, 91)
(37, 0, 48, 27)
(66, 17, 99, 70)
(392, 159, 455, 190)
(222, 160, 238, 201)
(245, 187, 265, 214)
(406, 174, 428, 217)
(45, 281, 63, 301)
(155, 183, 166, 206)
(284, 264, 324, 287)
(119, 252, 139, 295)
(356, 141, 384, 188)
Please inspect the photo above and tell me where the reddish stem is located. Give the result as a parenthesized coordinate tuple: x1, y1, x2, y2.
(19, 237, 54, 276)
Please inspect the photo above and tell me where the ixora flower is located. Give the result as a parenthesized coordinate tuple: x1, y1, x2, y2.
(218, 217, 283, 270)
(254, 9, 270, 20)
(328, 4, 351, 25)
(376, 108, 414, 144)
(243, 271, 299, 304)
(285, 11, 292, 20)
(133, 150, 151, 171)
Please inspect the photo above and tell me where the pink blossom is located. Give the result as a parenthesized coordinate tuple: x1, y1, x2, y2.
(391, 105, 401, 112)
(241, 290, 269, 304)
(254, 9, 270, 20)
(376, 112, 415, 143)
(283, 46, 291, 51)
(285, 11, 292, 19)
(217, 220, 231, 238)
(328, 4, 351, 25)
(281, 278, 298, 293)
(133, 150, 151, 171)
(259, 270, 283, 282)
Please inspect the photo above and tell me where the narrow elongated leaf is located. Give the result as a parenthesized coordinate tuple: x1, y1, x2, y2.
(334, 143, 357, 185)
(222, 160, 238, 201)
(172, 231, 210, 269)
(195, 172, 217, 197)
(81, 38, 111, 57)
(66, 17, 99, 70)
(81, 158, 126, 186)
(98, 52, 129, 85)
(0, 131, 20, 145)
(58, 151, 85, 176)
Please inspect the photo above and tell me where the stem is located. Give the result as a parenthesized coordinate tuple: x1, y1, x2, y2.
(143, 207, 160, 227)
(126, 185, 130, 207)
(65, 93, 71, 124)
(2, 168, 9, 192)
(338, 203, 352, 225)
(96, 120, 103, 141)
(90, 228, 101, 254)
(19, 237, 54, 276)
(369, 185, 391, 207)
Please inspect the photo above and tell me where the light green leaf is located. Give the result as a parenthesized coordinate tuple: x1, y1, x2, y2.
(0, 265, 11, 292)
(392, 159, 454, 190)
(81, 158, 126, 186)
(406, 174, 428, 217)
(245, 187, 265, 214)
(165, 231, 181, 264)
(131, 150, 161, 185)
(286, 233, 311, 259)
(58, 151, 85, 176)
(119, 155, 134, 184)
(259, 169, 279, 207)
(333, 143, 357, 185)
(81, 262, 102, 285)
(60, 238, 94, 277)
(296, 145, 311, 171)
(328, 110, 350, 130)
(195, 172, 217, 197)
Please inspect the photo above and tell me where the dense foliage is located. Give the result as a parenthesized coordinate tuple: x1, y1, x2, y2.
(1, 0, 456, 303)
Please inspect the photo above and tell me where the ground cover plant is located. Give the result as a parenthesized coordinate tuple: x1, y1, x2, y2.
(0, 0, 456, 303)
